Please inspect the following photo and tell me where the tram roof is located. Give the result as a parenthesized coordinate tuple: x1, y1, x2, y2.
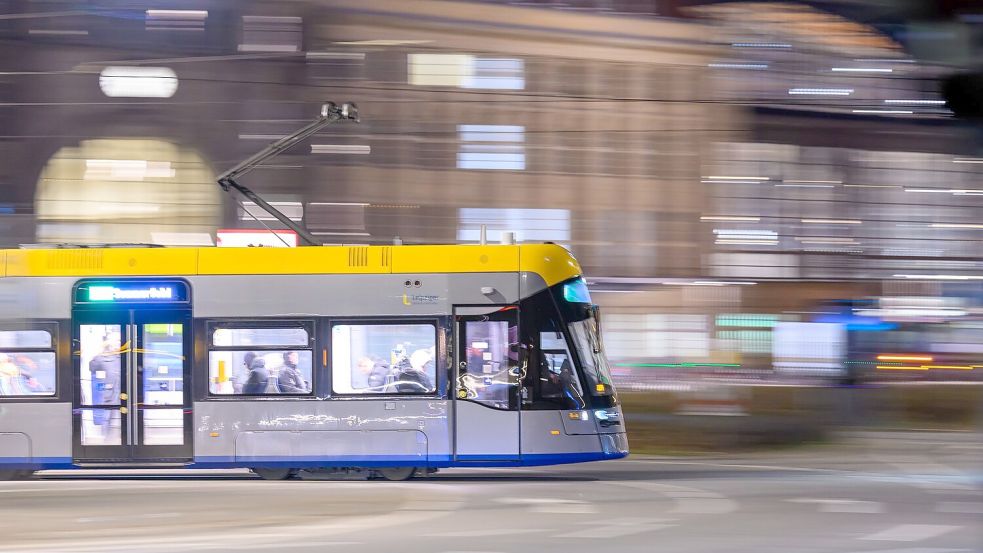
(0, 243, 582, 287)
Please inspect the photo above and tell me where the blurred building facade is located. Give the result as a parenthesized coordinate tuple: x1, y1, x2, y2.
(2, 0, 982, 380)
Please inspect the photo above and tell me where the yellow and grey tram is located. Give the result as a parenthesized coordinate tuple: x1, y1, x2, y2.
(0, 243, 627, 479)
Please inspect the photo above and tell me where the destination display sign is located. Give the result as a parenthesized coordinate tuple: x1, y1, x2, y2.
(74, 280, 190, 304)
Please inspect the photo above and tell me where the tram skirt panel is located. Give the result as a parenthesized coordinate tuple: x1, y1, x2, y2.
(232, 430, 428, 468)
(0, 403, 72, 469)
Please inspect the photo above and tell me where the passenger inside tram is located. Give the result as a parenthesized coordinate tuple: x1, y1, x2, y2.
(0, 353, 44, 395)
(277, 351, 309, 393)
(353, 356, 390, 392)
(393, 347, 434, 393)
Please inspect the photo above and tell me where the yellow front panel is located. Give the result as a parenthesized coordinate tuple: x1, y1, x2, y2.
(4, 248, 199, 277)
(391, 245, 519, 274)
(197, 246, 392, 275)
(519, 244, 582, 286)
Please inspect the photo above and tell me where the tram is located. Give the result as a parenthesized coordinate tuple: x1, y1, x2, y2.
(0, 243, 628, 480)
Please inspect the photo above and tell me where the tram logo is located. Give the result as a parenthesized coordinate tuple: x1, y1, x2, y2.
(402, 293, 439, 305)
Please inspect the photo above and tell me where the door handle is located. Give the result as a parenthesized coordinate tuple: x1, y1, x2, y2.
(120, 406, 129, 414)
(120, 392, 128, 401)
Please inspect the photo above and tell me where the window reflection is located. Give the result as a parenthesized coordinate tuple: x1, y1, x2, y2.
(459, 317, 518, 409)
(0, 351, 55, 396)
(332, 323, 437, 395)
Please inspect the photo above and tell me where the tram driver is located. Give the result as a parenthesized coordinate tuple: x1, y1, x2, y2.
(540, 354, 584, 409)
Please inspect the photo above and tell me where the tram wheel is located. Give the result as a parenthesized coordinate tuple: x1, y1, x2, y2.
(251, 468, 295, 480)
(377, 467, 416, 481)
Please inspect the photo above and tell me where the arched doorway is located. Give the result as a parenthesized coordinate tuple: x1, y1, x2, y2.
(35, 138, 221, 245)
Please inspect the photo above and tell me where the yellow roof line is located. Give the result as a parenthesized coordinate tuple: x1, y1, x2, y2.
(1, 243, 582, 287)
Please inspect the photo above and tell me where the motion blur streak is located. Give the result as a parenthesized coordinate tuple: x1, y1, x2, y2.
(0, 1, 982, 551)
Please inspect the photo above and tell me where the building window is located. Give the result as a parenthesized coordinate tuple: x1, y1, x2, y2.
(331, 322, 437, 395)
(457, 125, 526, 170)
(0, 329, 56, 397)
(408, 54, 524, 90)
(208, 323, 314, 396)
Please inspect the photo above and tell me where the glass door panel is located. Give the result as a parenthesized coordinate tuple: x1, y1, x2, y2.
(74, 310, 192, 462)
(78, 323, 126, 448)
(131, 312, 192, 460)
(460, 319, 519, 409)
(141, 324, 184, 406)
(453, 306, 521, 461)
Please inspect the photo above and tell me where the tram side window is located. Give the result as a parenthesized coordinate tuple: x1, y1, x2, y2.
(0, 329, 56, 397)
(331, 323, 437, 395)
(208, 324, 314, 396)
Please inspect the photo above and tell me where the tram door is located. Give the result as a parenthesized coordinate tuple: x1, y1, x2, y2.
(453, 306, 521, 461)
(71, 280, 193, 463)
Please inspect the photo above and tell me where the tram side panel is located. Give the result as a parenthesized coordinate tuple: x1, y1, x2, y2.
(188, 273, 518, 468)
(0, 277, 74, 470)
(0, 404, 73, 469)
(192, 400, 447, 468)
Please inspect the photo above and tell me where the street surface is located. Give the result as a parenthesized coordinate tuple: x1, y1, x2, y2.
(1, 431, 980, 553)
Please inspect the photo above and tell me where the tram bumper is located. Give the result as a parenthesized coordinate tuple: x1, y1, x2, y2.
(557, 406, 629, 459)
(595, 407, 628, 459)
(599, 432, 629, 458)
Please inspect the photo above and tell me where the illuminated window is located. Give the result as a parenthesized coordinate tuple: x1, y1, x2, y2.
(331, 323, 437, 395)
(99, 67, 178, 98)
(457, 208, 570, 243)
(465, 58, 525, 89)
(408, 54, 524, 89)
(35, 139, 220, 245)
(457, 125, 525, 170)
(207, 322, 314, 396)
(0, 328, 56, 397)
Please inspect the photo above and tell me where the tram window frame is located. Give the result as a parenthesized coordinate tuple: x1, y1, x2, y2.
(329, 319, 440, 397)
(457, 308, 521, 411)
(206, 320, 316, 398)
(518, 288, 588, 411)
(0, 324, 59, 399)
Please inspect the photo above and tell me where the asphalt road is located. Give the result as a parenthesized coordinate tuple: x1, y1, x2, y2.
(1, 431, 980, 553)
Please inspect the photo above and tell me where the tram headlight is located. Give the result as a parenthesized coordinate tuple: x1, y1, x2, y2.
(594, 409, 621, 427)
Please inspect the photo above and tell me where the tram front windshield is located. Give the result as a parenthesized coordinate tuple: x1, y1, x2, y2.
(556, 278, 615, 397)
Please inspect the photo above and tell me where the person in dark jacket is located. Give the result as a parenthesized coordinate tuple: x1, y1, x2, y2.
(356, 356, 390, 392)
(89, 339, 122, 406)
(231, 352, 256, 394)
(394, 348, 434, 393)
(242, 357, 269, 395)
(277, 351, 308, 393)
